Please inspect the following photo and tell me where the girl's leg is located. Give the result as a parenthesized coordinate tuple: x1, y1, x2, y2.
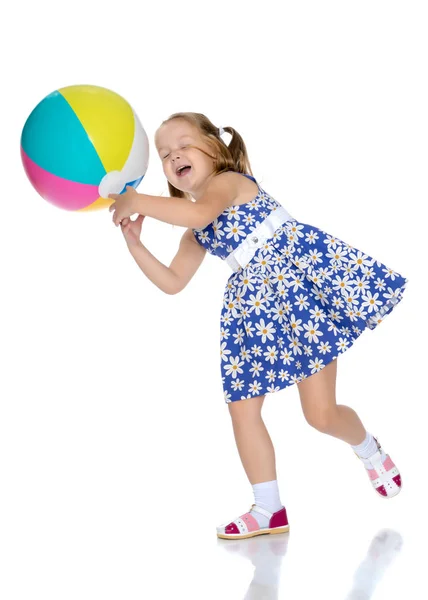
(228, 394, 276, 484)
(227, 395, 283, 528)
(296, 357, 402, 499)
(296, 357, 367, 445)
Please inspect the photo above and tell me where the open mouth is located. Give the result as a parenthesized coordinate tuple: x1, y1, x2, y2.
(176, 165, 191, 177)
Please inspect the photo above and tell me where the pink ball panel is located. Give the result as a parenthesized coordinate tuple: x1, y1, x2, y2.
(21, 147, 99, 211)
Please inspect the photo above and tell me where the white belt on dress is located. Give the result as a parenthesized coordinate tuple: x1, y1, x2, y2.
(225, 206, 294, 272)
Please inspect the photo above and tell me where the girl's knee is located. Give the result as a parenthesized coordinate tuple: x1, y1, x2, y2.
(304, 406, 337, 433)
(228, 394, 265, 422)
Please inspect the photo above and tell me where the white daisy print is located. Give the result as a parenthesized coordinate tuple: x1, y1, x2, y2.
(326, 245, 348, 265)
(249, 380, 263, 395)
(336, 337, 350, 352)
(348, 250, 373, 272)
(305, 229, 320, 244)
(266, 369, 277, 382)
(308, 357, 325, 373)
(288, 335, 304, 356)
(250, 361, 264, 377)
(225, 205, 247, 221)
(280, 349, 295, 366)
(231, 378, 245, 391)
(303, 320, 324, 344)
(212, 218, 225, 239)
(240, 347, 252, 362)
(352, 275, 370, 295)
(220, 341, 231, 362)
(303, 344, 313, 357)
(220, 327, 230, 340)
(332, 274, 354, 295)
(278, 369, 290, 382)
(247, 292, 267, 316)
(251, 344, 263, 357)
(256, 319, 276, 343)
(233, 328, 245, 345)
(264, 346, 278, 364)
(317, 341, 332, 355)
(294, 293, 310, 311)
(361, 290, 383, 313)
(271, 266, 288, 286)
(244, 321, 256, 337)
(383, 266, 400, 281)
(309, 305, 327, 323)
(270, 302, 286, 323)
(224, 356, 245, 379)
(191, 176, 407, 402)
(289, 313, 304, 336)
(307, 249, 324, 264)
(266, 384, 281, 394)
(373, 277, 386, 292)
(225, 220, 247, 242)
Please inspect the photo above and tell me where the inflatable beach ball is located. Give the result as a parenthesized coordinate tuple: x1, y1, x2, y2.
(20, 85, 149, 212)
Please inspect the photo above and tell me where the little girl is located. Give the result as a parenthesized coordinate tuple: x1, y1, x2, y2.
(109, 112, 408, 540)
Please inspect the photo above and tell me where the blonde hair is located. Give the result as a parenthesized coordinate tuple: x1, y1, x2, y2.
(158, 112, 254, 200)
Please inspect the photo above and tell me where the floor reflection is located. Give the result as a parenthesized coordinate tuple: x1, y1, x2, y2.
(344, 529, 403, 600)
(217, 528, 403, 599)
(217, 532, 290, 599)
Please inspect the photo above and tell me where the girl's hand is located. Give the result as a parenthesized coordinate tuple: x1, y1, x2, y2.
(120, 215, 145, 247)
(109, 186, 139, 226)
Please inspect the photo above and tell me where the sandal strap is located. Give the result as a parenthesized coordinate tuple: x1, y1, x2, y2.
(250, 504, 274, 519)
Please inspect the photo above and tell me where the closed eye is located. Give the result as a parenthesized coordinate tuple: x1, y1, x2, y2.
(162, 145, 190, 160)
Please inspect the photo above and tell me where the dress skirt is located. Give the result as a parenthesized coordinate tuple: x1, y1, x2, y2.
(220, 218, 408, 402)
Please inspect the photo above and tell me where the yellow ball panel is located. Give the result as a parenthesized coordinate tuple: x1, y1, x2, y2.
(77, 196, 112, 212)
(59, 85, 135, 174)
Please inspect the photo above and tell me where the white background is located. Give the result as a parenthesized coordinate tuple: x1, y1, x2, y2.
(1, 1, 427, 598)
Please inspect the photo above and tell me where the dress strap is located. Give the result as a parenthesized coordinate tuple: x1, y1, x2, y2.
(241, 172, 261, 193)
(241, 173, 257, 184)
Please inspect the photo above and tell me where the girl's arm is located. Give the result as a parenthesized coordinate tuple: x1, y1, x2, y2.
(129, 228, 206, 295)
(133, 172, 239, 229)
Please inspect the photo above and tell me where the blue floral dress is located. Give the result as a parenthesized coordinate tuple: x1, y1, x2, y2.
(192, 174, 408, 403)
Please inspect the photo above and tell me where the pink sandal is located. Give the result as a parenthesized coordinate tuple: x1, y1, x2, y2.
(354, 436, 402, 498)
(217, 504, 290, 540)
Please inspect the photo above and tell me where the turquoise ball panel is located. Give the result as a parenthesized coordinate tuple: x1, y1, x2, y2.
(21, 91, 106, 185)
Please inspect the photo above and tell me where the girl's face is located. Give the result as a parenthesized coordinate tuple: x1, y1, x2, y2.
(155, 119, 216, 196)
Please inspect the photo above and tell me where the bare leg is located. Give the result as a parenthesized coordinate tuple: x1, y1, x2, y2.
(297, 357, 367, 445)
(228, 395, 277, 484)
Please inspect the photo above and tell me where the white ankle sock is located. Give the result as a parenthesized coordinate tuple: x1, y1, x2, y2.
(250, 480, 283, 529)
(351, 431, 387, 467)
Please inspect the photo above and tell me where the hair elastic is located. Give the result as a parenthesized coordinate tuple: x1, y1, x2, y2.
(218, 127, 225, 137)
